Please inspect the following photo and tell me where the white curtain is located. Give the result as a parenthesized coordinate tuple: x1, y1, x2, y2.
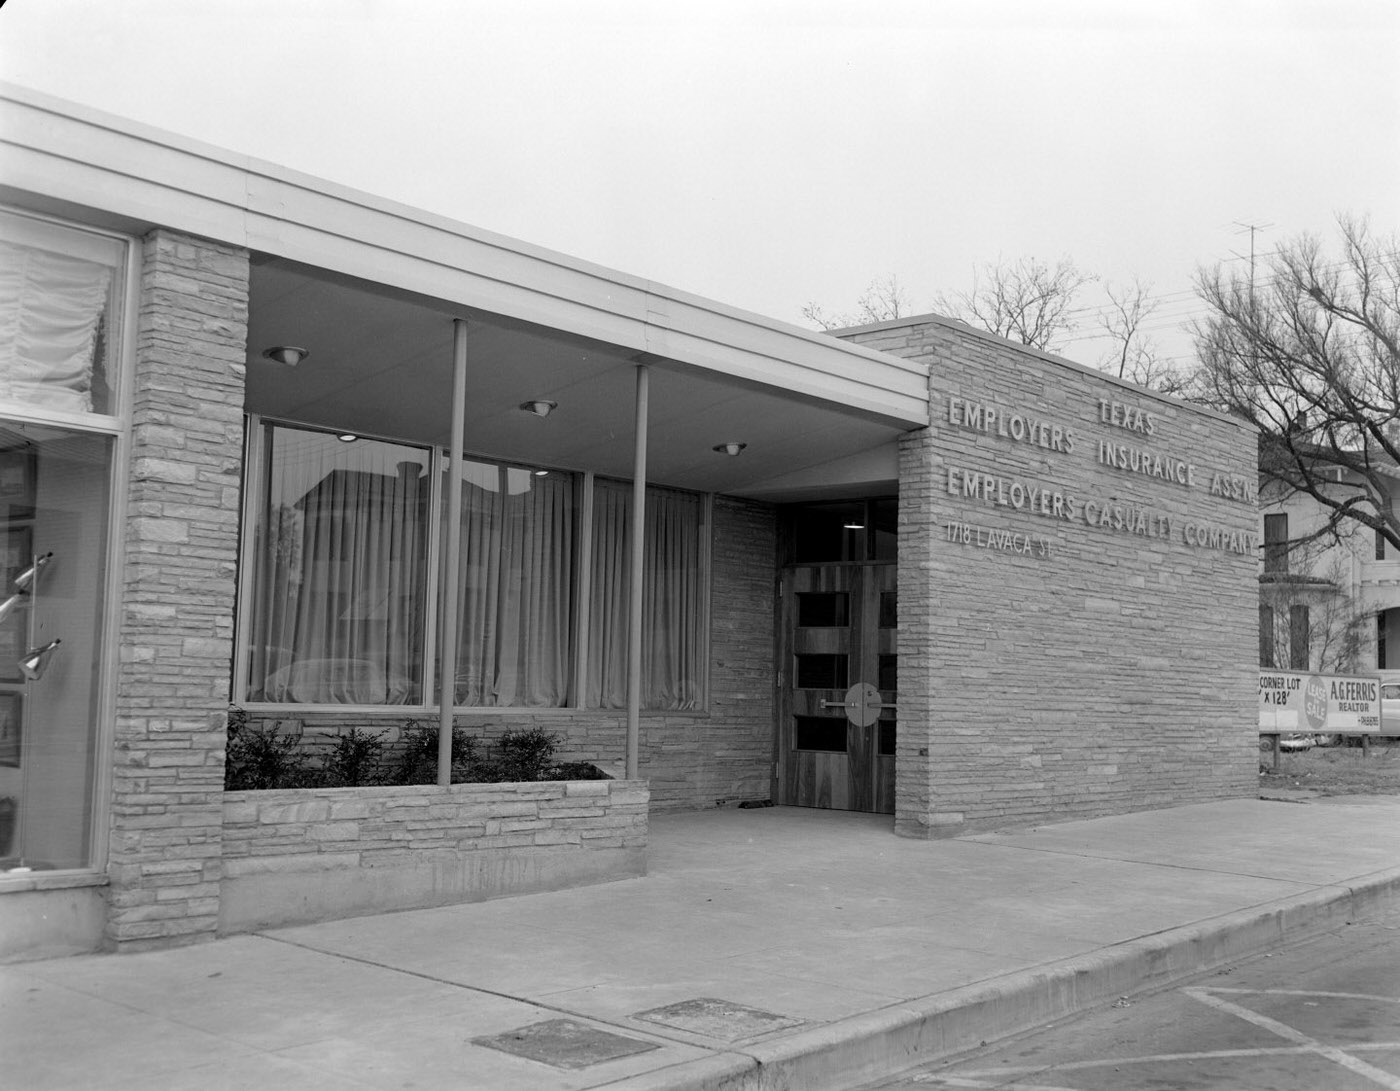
(0, 240, 111, 414)
(248, 429, 428, 704)
(451, 465, 574, 706)
(587, 481, 703, 710)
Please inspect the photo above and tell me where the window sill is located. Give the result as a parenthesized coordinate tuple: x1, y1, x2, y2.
(0, 869, 109, 894)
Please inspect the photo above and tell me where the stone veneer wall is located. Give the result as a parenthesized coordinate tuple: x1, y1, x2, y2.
(107, 232, 248, 949)
(241, 496, 778, 811)
(219, 780, 648, 931)
(844, 318, 1258, 837)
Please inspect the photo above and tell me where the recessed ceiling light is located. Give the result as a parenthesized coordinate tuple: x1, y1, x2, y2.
(712, 442, 746, 456)
(261, 345, 309, 367)
(519, 399, 558, 418)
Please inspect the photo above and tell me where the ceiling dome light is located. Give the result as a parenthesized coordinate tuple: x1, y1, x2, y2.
(261, 345, 309, 367)
(712, 442, 746, 456)
(519, 399, 557, 418)
(337, 433, 358, 443)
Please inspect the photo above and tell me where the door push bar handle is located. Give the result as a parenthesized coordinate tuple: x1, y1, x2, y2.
(821, 682, 895, 727)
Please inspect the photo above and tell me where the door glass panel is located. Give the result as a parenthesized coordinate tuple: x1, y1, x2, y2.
(871, 498, 898, 561)
(795, 716, 848, 752)
(798, 592, 849, 627)
(879, 592, 897, 629)
(878, 718, 896, 756)
(784, 503, 866, 563)
(878, 653, 897, 692)
(796, 653, 848, 690)
(0, 422, 112, 871)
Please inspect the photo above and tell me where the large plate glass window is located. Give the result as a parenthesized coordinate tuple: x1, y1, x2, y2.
(587, 480, 703, 710)
(244, 424, 431, 704)
(0, 207, 127, 872)
(444, 459, 577, 707)
(0, 424, 114, 870)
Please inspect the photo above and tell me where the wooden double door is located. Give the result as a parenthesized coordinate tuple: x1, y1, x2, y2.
(776, 564, 896, 813)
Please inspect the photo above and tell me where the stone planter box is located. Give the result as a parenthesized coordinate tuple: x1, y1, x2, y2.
(219, 779, 648, 933)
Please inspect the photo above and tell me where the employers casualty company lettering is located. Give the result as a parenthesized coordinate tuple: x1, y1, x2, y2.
(944, 467, 1251, 550)
(942, 393, 1258, 555)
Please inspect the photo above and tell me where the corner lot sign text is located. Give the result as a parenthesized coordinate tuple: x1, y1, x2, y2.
(1258, 670, 1382, 734)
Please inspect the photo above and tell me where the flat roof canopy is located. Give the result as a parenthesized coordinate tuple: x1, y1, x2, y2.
(1, 83, 929, 500)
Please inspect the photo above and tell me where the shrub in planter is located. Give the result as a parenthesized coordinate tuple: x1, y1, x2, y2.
(224, 711, 610, 789)
(552, 760, 610, 780)
(392, 722, 478, 785)
(319, 728, 386, 787)
(466, 727, 558, 783)
(225, 711, 316, 790)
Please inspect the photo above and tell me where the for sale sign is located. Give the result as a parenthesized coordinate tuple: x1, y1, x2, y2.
(1258, 670, 1382, 734)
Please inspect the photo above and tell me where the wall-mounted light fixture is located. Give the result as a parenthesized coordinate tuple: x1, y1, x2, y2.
(519, 399, 557, 418)
(19, 638, 61, 681)
(712, 442, 746, 457)
(0, 594, 23, 625)
(261, 345, 309, 367)
(13, 552, 52, 592)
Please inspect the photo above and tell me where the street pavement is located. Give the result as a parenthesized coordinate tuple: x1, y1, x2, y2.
(3, 797, 1399, 1091)
(863, 901, 1400, 1089)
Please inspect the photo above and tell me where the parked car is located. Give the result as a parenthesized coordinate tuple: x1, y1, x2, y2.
(1382, 680, 1400, 735)
(1260, 732, 1314, 752)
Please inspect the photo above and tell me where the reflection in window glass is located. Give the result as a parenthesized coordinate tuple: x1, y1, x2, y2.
(796, 653, 848, 690)
(246, 426, 430, 704)
(795, 716, 847, 752)
(798, 592, 848, 628)
(871, 498, 898, 561)
(0, 209, 123, 416)
(446, 460, 575, 706)
(0, 423, 112, 870)
(587, 481, 703, 710)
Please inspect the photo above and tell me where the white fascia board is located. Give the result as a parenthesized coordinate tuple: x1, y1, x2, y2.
(0, 84, 929, 428)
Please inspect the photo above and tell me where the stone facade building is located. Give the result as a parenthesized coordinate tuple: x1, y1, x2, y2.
(0, 85, 1257, 960)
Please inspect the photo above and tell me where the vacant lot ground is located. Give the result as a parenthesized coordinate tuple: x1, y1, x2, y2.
(1259, 739, 1400, 796)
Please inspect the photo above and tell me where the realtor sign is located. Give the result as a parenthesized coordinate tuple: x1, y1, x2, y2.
(1258, 670, 1382, 734)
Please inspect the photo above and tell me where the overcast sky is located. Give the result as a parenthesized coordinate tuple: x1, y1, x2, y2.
(2, 0, 1397, 371)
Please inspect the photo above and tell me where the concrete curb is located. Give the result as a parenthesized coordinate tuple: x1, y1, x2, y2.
(594, 866, 1400, 1091)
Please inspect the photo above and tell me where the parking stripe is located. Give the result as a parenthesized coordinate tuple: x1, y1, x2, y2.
(1183, 987, 1400, 1090)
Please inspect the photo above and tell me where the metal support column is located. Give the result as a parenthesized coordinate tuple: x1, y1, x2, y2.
(627, 364, 649, 779)
(439, 319, 468, 786)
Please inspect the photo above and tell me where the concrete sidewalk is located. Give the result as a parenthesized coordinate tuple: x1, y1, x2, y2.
(5, 798, 1400, 1091)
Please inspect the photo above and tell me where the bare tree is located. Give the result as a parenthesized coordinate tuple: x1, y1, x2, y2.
(933, 256, 1095, 352)
(801, 274, 911, 331)
(1258, 543, 1366, 673)
(1194, 215, 1400, 550)
(1096, 276, 1175, 392)
(803, 259, 1184, 395)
